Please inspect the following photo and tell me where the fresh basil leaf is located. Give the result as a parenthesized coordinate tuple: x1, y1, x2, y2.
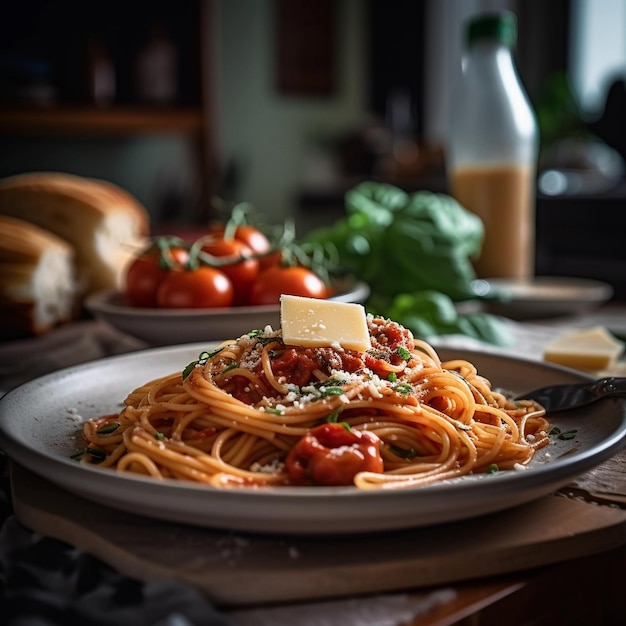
(303, 181, 514, 346)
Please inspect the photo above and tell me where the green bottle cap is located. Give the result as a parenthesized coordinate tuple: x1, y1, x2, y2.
(467, 11, 517, 48)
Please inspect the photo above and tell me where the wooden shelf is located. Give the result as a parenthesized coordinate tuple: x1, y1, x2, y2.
(0, 105, 205, 136)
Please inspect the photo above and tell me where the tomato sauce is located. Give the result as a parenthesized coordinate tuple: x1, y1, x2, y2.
(269, 348, 324, 387)
(224, 316, 417, 403)
(285, 422, 384, 486)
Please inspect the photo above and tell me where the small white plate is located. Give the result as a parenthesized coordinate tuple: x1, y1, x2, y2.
(86, 279, 370, 346)
(1, 344, 625, 535)
(473, 276, 614, 319)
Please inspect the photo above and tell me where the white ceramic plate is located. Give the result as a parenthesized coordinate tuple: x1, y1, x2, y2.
(85, 279, 370, 346)
(473, 276, 614, 319)
(1, 344, 625, 535)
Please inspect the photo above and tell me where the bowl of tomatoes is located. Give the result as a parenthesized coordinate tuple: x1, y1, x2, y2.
(85, 225, 369, 346)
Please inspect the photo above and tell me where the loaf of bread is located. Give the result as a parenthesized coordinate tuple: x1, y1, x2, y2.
(0, 215, 78, 336)
(0, 172, 150, 295)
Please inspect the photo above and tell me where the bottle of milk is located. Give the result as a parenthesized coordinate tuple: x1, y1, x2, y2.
(446, 11, 538, 280)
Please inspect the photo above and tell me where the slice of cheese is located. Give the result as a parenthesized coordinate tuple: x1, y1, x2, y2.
(280, 294, 371, 351)
(544, 326, 624, 371)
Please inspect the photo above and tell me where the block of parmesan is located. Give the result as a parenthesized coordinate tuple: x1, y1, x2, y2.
(280, 294, 371, 351)
(543, 326, 624, 371)
(0, 172, 149, 295)
(0, 216, 78, 336)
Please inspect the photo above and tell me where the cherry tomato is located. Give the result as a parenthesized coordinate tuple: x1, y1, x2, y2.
(247, 265, 327, 306)
(285, 423, 384, 486)
(201, 238, 260, 306)
(234, 225, 271, 256)
(258, 248, 283, 270)
(208, 224, 271, 256)
(125, 246, 189, 307)
(156, 267, 234, 308)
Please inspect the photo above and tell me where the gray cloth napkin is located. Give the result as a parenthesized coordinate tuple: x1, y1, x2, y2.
(0, 320, 147, 395)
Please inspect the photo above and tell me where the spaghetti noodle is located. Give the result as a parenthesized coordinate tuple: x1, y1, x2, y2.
(79, 315, 550, 489)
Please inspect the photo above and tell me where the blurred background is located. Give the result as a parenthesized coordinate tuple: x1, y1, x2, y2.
(1, 0, 625, 296)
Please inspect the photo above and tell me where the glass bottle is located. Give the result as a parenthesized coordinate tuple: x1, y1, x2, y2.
(87, 35, 116, 106)
(135, 24, 178, 105)
(446, 11, 538, 280)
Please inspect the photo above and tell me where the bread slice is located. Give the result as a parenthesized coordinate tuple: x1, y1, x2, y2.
(0, 215, 78, 336)
(0, 172, 150, 294)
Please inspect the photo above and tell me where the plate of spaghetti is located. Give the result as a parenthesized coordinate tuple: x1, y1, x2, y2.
(1, 314, 626, 534)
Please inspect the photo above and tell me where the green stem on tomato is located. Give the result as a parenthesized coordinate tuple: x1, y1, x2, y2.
(223, 202, 256, 240)
(153, 236, 188, 270)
